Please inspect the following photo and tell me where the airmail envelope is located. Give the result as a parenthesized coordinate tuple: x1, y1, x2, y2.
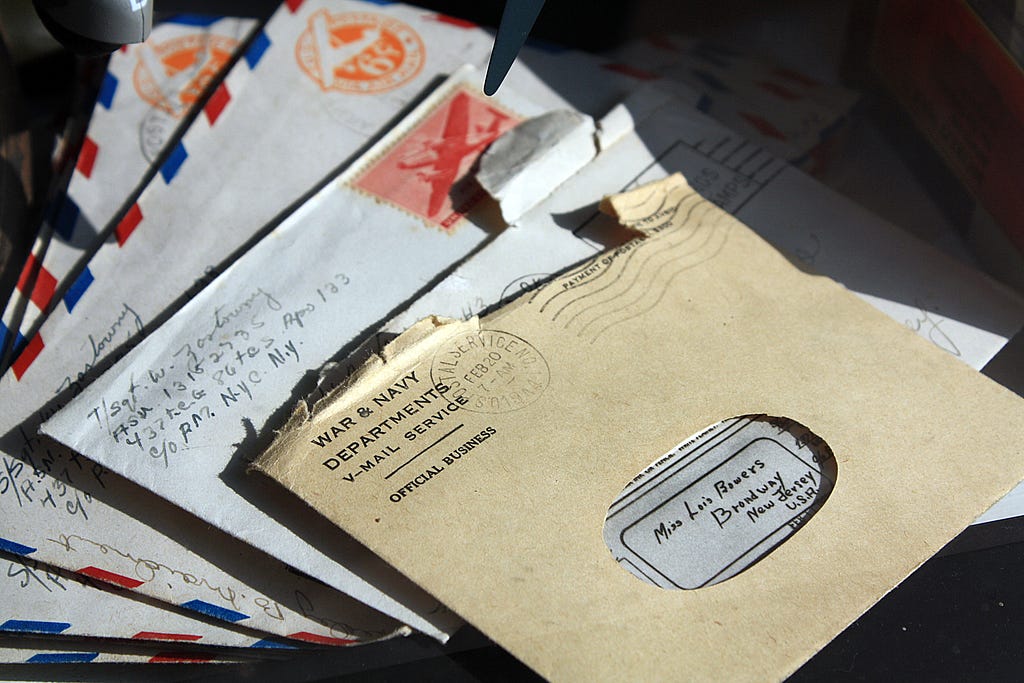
(0, 642, 253, 665)
(0, 550, 291, 649)
(0, 635, 268, 665)
(253, 174, 1024, 681)
(1, 16, 257, 350)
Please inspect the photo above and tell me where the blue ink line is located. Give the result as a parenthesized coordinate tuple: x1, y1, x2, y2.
(180, 599, 250, 623)
(28, 652, 99, 663)
(244, 31, 271, 69)
(63, 267, 94, 313)
(1, 620, 72, 634)
(0, 537, 36, 556)
(98, 72, 118, 109)
(160, 142, 188, 184)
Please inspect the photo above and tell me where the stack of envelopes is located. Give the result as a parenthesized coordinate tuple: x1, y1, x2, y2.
(1, 0, 1022, 676)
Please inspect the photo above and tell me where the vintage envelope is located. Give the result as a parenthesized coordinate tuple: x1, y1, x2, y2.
(297, 85, 1024, 529)
(251, 174, 1024, 681)
(36, 62, 638, 642)
(0, 550, 297, 650)
(0, 0, 648, 642)
(0, 436, 405, 644)
(604, 35, 860, 171)
(1, 16, 257, 363)
(385, 85, 1024, 383)
(3, 0, 654, 386)
(0, 638, 256, 664)
(0, 60, 97, 371)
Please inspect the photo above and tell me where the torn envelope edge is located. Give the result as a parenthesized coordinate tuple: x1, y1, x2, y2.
(267, 205, 661, 434)
(254, 316, 475, 482)
(284, 215, 656, 413)
(477, 110, 597, 224)
(247, 174, 1024, 679)
(475, 83, 684, 227)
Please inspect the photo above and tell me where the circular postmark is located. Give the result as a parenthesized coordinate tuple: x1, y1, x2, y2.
(133, 34, 238, 119)
(430, 329, 549, 414)
(138, 107, 177, 162)
(500, 273, 550, 303)
(295, 11, 425, 95)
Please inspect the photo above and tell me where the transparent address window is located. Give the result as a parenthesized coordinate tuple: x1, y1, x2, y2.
(604, 415, 836, 589)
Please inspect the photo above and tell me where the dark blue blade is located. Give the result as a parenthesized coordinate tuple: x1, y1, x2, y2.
(484, 0, 547, 95)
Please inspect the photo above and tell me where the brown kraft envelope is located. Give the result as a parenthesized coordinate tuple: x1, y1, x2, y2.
(252, 174, 1024, 681)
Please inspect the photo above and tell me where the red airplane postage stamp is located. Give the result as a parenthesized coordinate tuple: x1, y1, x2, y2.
(295, 10, 425, 95)
(133, 33, 239, 118)
(353, 87, 520, 229)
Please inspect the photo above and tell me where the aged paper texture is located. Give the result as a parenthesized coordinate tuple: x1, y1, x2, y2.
(254, 174, 1024, 681)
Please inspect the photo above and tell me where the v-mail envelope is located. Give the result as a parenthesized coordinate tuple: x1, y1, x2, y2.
(2, 16, 257, 356)
(250, 174, 1024, 682)
(37, 65, 604, 641)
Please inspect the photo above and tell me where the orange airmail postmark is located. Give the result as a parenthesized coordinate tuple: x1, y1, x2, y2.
(296, 10, 425, 94)
(133, 34, 238, 118)
(353, 87, 520, 230)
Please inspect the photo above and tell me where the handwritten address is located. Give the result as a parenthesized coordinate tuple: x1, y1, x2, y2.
(81, 275, 350, 464)
(607, 416, 836, 590)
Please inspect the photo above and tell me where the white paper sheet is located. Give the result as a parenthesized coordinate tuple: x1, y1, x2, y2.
(603, 35, 860, 171)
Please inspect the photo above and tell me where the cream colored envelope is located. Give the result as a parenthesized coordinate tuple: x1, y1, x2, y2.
(253, 174, 1024, 682)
